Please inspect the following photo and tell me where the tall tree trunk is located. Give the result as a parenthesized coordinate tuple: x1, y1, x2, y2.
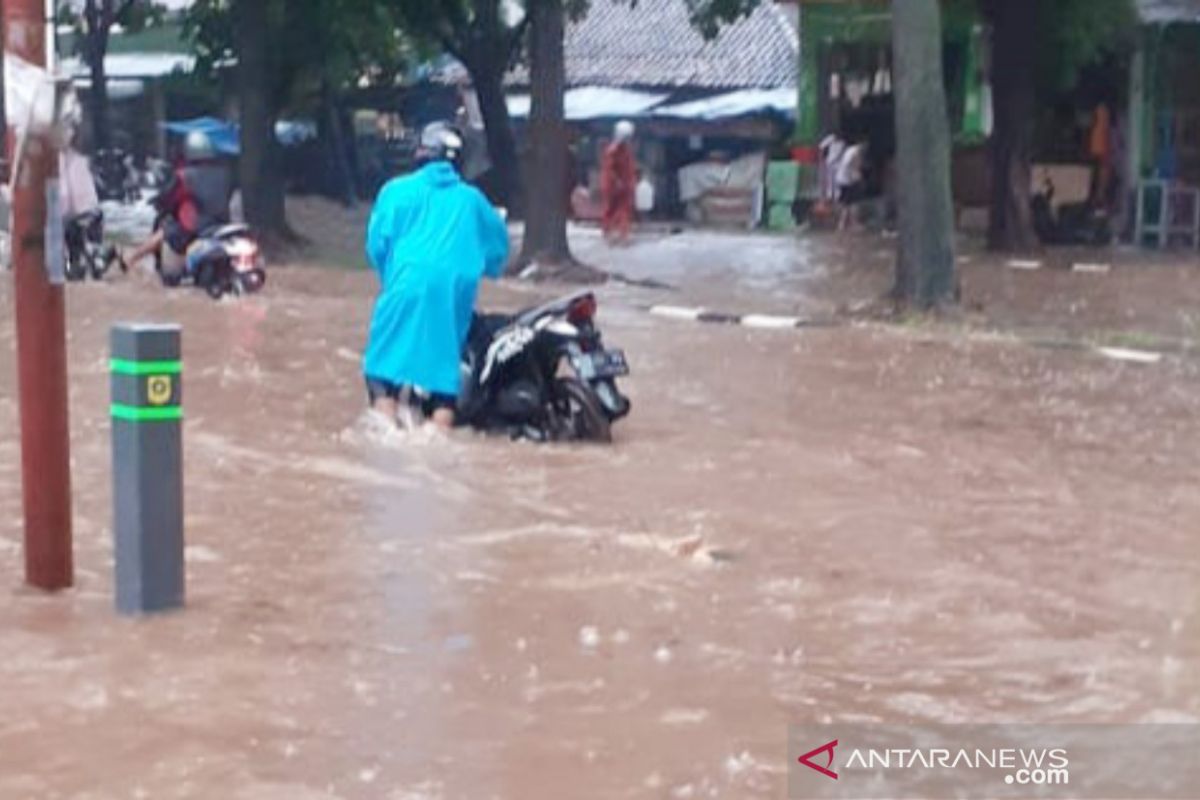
(322, 80, 356, 208)
(84, 4, 112, 152)
(470, 60, 521, 210)
(518, 0, 571, 266)
(891, 0, 956, 306)
(985, 0, 1038, 251)
(235, 0, 287, 237)
(88, 44, 111, 151)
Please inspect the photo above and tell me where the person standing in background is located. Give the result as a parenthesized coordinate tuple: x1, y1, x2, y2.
(59, 136, 100, 221)
(1089, 102, 1113, 208)
(836, 138, 868, 231)
(601, 120, 637, 245)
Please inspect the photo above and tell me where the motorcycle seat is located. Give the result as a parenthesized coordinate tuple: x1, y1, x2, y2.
(66, 209, 103, 227)
(515, 290, 593, 326)
(199, 223, 250, 240)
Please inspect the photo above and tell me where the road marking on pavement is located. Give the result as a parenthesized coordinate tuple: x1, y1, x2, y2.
(741, 314, 805, 329)
(647, 305, 817, 330)
(1095, 347, 1164, 364)
(1073, 262, 1111, 274)
(1007, 259, 1043, 270)
(649, 305, 705, 321)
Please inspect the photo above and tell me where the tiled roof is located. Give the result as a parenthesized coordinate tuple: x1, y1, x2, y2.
(510, 0, 799, 90)
(1137, 0, 1200, 23)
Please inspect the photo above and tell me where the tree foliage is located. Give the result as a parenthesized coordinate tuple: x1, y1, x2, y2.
(390, 0, 528, 62)
(57, 0, 165, 38)
(59, 0, 166, 149)
(1035, 0, 1138, 91)
(183, 0, 415, 110)
(387, 0, 530, 206)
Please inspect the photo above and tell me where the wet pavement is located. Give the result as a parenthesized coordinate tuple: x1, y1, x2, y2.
(1, 243, 1199, 798)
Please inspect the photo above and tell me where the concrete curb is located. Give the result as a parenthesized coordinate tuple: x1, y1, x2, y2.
(643, 305, 1175, 365)
(646, 304, 826, 330)
(1027, 339, 1169, 364)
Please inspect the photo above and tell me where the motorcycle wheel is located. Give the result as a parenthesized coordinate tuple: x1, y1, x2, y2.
(206, 276, 226, 300)
(64, 258, 86, 282)
(88, 250, 110, 281)
(195, 262, 223, 299)
(240, 268, 266, 294)
(551, 378, 612, 443)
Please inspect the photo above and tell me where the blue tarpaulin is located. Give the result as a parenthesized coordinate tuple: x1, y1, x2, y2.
(161, 117, 319, 156)
(161, 117, 241, 156)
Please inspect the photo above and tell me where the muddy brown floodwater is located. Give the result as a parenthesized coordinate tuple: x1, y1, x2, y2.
(1, 254, 1199, 799)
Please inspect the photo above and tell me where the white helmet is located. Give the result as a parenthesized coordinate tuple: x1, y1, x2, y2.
(184, 130, 216, 162)
(614, 120, 635, 142)
(419, 121, 465, 167)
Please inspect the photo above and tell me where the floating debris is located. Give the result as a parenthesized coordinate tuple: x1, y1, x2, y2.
(579, 626, 601, 649)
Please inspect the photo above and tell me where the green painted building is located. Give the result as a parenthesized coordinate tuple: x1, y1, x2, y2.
(795, 0, 989, 147)
(791, 0, 990, 206)
(1130, 1, 1200, 183)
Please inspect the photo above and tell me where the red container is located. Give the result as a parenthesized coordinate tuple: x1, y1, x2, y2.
(791, 145, 819, 164)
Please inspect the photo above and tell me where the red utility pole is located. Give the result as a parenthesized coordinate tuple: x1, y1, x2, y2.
(6, 0, 74, 590)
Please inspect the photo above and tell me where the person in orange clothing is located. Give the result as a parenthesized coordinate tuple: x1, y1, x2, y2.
(1089, 102, 1113, 208)
(601, 120, 637, 245)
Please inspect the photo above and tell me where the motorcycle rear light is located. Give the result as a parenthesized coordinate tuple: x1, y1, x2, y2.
(568, 294, 597, 324)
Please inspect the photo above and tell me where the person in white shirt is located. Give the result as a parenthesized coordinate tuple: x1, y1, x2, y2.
(818, 133, 846, 204)
(836, 140, 868, 230)
(60, 142, 100, 220)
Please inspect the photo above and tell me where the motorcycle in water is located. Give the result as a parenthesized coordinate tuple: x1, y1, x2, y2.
(150, 189, 267, 300)
(64, 209, 122, 282)
(443, 290, 631, 442)
(155, 220, 268, 300)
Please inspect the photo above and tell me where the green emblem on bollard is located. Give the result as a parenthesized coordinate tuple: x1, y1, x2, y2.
(110, 357, 183, 422)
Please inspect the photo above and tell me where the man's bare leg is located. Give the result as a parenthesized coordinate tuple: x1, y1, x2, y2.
(430, 408, 455, 431)
(124, 229, 165, 268)
(370, 396, 400, 426)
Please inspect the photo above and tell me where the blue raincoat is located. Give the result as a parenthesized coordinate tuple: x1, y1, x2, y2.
(363, 162, 510, 397)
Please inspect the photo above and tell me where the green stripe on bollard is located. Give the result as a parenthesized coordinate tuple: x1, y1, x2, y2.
(110, 358, 183, 376)
(111, 404, 184, 422)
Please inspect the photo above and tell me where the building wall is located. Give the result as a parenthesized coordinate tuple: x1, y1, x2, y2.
(1135, 22, 1200, 182)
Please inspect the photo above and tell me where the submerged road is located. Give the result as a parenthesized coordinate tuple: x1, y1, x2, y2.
(1, 250, 1198, 798)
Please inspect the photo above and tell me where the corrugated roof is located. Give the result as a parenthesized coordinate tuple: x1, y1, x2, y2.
(507, 86, 671, 119)
(61, 52, 195, 80)
(1137, 0, 1200, 23)
(511, 0, 799, 90)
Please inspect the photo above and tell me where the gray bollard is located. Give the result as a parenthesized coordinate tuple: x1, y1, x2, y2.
(110, 323, 184, 615)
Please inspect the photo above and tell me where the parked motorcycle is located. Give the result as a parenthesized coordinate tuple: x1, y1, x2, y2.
(442, 290, 631, 442)
(92, 148, 140, 204)
(64, 209, 122, 282)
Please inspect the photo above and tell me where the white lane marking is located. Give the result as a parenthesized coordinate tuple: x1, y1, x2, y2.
(740, 314, 802, 329)
(1006, 259, 1043, 270)
(649, 305, 705, 321)
(1096, 347, 1163, 364)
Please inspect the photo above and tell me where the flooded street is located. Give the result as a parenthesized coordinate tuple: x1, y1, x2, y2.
(2, 249, 1199, 799)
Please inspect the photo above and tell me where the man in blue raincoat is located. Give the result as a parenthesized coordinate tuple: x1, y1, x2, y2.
(364, 122, 510, 430)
